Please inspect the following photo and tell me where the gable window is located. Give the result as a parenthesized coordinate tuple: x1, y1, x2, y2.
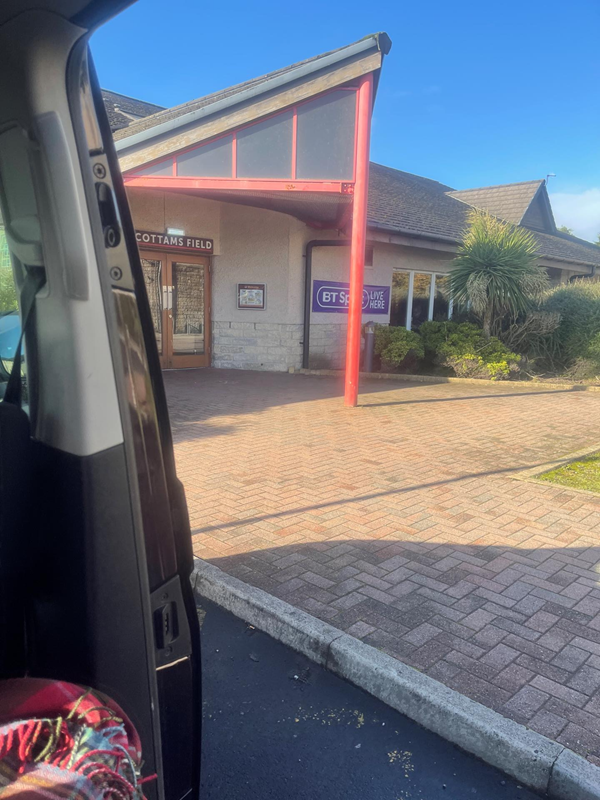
(134, 160, 173, 177)
(295, 90, 356, 180)
(177, 135, 233, 177)
(127, 87, 358, 183)
(236, 111, 293, 179)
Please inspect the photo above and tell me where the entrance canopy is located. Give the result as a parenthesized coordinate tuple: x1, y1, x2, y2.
(118, 34, 390, 229)
(124, 88, 359, 227)
(117, 33, 392, 403)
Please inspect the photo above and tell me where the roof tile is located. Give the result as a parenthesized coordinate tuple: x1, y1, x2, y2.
(368, 164, 600, 268)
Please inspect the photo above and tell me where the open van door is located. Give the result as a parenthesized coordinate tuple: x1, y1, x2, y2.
(0, 3, 201, 799)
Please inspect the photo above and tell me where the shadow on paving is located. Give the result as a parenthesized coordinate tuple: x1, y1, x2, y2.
(164, 369, 572, 442)
(190, 461, 586, 537)
(199, 597, 542, 800)
(206, 539, 600, 764)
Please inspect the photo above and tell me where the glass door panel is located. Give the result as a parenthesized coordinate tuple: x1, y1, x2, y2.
(172, 262, 205, 355)
(141, 257, 163, 355)
(433, 275, 451, 320)
(412, 273, 432, 329)
(139, 251, 209, 368)
(390, 271, 409, 327)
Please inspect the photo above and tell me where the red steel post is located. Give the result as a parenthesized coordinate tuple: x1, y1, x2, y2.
(344, 72, 373, 407)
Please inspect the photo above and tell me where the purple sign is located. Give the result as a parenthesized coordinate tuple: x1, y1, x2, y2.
(312, 279, 390, 315)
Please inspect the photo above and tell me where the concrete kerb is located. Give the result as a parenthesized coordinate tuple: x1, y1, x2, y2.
(298, 367, 600, 392)
(192, 557, 600, 800)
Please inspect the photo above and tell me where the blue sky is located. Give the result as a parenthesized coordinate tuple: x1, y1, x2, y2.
(92, 0, 600, 240)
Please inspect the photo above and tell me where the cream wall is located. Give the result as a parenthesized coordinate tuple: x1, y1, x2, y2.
(213, 203, 303, 324)
(126, 188, 221, 253)
(126, 187, 455, 371)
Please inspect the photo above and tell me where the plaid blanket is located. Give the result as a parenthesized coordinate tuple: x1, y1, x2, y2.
(0, 678, 154, 800)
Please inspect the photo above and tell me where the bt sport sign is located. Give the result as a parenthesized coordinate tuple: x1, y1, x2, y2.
(312, 279, 390, 315)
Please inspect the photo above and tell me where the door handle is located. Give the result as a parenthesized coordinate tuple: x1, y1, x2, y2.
(162, 286, 173, 310)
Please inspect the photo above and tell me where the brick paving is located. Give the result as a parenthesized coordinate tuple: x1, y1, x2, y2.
(166, 369, 600, 762)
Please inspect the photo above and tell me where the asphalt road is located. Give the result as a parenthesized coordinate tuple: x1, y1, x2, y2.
(199, 599, 543, 800)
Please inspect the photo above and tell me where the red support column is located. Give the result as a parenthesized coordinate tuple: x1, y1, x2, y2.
(344, 72, 373, 407)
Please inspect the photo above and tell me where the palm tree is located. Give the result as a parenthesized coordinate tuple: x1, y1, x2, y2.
(450, 210, 547, 339)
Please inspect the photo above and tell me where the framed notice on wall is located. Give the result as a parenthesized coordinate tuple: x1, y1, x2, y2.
(237, 283, 266, 310)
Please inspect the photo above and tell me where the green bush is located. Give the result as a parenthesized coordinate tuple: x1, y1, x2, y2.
(419, 321, 479, 361)
(565, 358, 600, 382)
(541, 280, 600, 366)
(373, 321, 520, 378)
(445, 354, 516, 381)
(374, 325, 424, 371)
(418, 320, 457, 361)
(586, 331, 600, 364)
(421, 320, 519, 363)
(418, 320, 520, 378)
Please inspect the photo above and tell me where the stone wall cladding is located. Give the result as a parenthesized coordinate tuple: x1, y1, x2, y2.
(212, 321, 303, 371)
(212, 321, 348, 371)
(308, 323, 347, 370)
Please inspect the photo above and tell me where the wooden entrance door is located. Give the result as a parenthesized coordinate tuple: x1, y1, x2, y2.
(140, 250, 210, 369)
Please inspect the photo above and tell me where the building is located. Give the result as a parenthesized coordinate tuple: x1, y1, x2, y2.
(103, 35, 600, 381)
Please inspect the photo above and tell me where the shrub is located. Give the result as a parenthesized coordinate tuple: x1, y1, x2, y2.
(421, 320, 520, 378)
(541, 280, 600, 366)
(445, 354, 516, 381)
(418, 320, 458, 362)
(565, 358, 600, 382)
(445, 353, 484, 378)
(374, 325, 424, 371)
(586, 331, 600, 364)
(429, 321, 519, 363)
(499, 310, 561, 362)
(419, 321, 481, 362)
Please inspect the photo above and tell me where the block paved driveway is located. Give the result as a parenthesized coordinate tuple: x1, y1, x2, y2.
(165, 369, 600, 763)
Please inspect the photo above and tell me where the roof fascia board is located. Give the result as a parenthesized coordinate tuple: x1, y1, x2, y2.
(368, 227, 457, 253)
(368, 224, 598, 269)
(116, 36, 382, 154)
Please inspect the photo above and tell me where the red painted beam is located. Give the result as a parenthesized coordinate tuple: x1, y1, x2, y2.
(344, 73, 373, 408)
(123, 175, 352, 194)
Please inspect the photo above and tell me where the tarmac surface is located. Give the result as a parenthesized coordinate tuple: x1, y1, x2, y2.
(198, 598, 543, 800)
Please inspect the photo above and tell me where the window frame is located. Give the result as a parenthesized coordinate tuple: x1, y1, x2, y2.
(392, 269, 454, 330)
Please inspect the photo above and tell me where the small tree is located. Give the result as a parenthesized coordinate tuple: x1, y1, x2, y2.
(557, 225, 574, 235)
(450, 210, 547, 339)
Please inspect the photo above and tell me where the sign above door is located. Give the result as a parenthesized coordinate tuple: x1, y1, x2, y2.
(136, 230, 213, 253)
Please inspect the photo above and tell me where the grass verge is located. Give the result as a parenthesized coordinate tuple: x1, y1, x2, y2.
(539, 451, 600, 493)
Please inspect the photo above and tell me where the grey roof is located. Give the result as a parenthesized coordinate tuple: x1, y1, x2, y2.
(447, 181, 544, 224)
(367, 163, 600, 269)
(113, 33, 391, 148)
(101, 90, 164, 133)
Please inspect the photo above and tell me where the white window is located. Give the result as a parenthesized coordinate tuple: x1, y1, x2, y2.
(390, 271, 452, 330)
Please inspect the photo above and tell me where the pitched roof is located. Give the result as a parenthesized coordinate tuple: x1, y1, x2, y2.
(101, 90, 164, 133)
(113, 33, 391, 148)
(446, 181, 543, 225)
(367, 163, 600, 269)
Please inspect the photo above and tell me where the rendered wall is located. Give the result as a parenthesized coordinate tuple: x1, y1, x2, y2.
(127, 187, 460, 372)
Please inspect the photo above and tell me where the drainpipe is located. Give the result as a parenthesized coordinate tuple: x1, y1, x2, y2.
(302, 240, 348, 370)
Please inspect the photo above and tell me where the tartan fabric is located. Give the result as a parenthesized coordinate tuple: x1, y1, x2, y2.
(0, 679, 153, 800)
